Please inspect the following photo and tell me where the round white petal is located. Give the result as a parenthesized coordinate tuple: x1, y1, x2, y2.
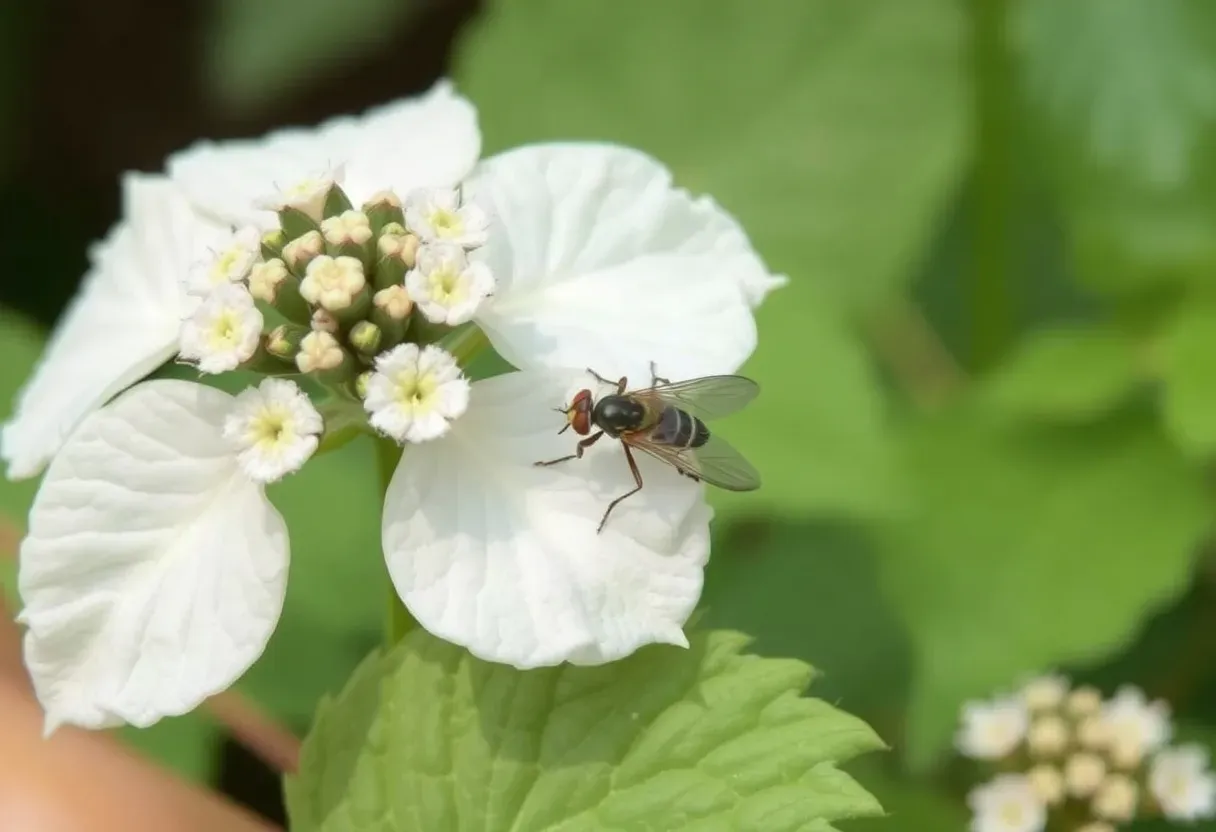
(18, 380, 289, 731)
(956, 696, 1029, 760)
(1, 174, 226, 480)
(177, 283, 263, 374)
(363, 343, 468, 443)
(169, 79, 479, 228)
(405, 244, 495, 325)
(223, 379, 323, 483)
(1151, 745, 1216, 821)
(468, 143, 784, 381)
(967, 774, 1047, 832)
(381, 368, 711, 669)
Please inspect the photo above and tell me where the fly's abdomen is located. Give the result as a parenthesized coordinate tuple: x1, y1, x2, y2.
(652, 406, 711, 449)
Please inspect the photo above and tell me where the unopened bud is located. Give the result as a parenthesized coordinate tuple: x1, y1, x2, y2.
(311, 309, 340, 334)
(349, 321, 383, 357)
(373, 285, 412, 320)
(1067, 686, 1104, 717)
(374, 227, 418, 290)
(1109, 736, 1146, 769)
(300, 255, 367, 312)
(1027, 764, 1064, 805)
(1077, 716, 1111, 749)
(1076, 823, 1115, 832)
(261, 229, 286, 261)
(1028, 715, 1070, 757)
(1092, 774, 1138, 822)
(267, 324, 308, 360)
(354, 371, 372, 399)
(296, 331, 346, 374)
(283, 230, 325, 274)
(322, 210, 373, 248)
(363, 190, 404, 233)
(249, 259, 289, 303)
(322, 184, 354, 219)
(1064, 752, 1107, 798)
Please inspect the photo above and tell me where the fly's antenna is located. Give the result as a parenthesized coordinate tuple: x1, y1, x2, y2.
(554, 405, 571, 434)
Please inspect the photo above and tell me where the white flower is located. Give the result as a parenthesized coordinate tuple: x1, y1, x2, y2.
(18, 380, 290, 731)
(1026, 765, 1064, 805)
(177, 283, 263, 374)
(223, 379, 322, 483)
(967, 774, 1046, 832)
(1021, 674, 1069, 711)
(187, 226, 262, 296)
(1100, 685, 1171, 767)
(405, 244, 495, 325)
(167, 79, 480, 229)
(1065, 752, 1107, 798)
(379, 144, 784, 669)
(1092, 774, 1138, 822)
(957, 696, 1030, 760)
(1150, 745, 1216, 821)
(363, 344, 469, 443)
(299, 255, 366, 311)
(255, 165, 343, 222)
(404, 187, 489, 247)
(2, 174, 227, 480)
(1027, 715, 1070, 757)
(1067, 686, 1104, 717)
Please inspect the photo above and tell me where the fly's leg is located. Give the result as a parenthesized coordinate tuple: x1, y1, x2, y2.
(649, 361, 671, 388)
(598, 444, 644, 533)
(535, 431, 603, 467)
(586, 367, 628, 393)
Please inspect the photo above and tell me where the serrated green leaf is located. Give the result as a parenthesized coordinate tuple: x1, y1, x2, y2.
(459, 0, 966, 314)
(875, 408, 1210, 769)
(286, 630, 885, 831)
(456, 0, 964, 518)
(1159, 302, 1216, 458)
(981, 326, 1143, 421)
(119, 712, 220, 784)
(1016, 0, 1216, 295)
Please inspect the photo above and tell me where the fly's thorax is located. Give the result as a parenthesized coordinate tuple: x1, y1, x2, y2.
(592, 394, 649, 437)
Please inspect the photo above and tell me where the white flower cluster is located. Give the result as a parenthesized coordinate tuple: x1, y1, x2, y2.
(0, 81, 787, 735)
(958, 674, 1216, 832)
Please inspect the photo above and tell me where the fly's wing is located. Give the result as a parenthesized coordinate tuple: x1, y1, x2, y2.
(629, 375, 759, 422)
(625, 431, 761, 492)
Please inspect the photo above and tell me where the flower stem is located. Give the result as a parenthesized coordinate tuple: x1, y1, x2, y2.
(376, 438, 414, 645)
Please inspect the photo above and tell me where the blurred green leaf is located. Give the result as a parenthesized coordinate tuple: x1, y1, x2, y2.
(204, 0, 418, 111)
(287, 630, 884, 831)
(848, 760, 968, 831)
(239, 437, 383, 724)
(876, 408, 1210, 769)
(0, 311, 43, 531)
(119, 713, 219, 783)
(1159, 302, 1216, 459)
(460, 0, 966, 314)
(981, 325, 1143, 421)
(1017, 0, 1216, 295)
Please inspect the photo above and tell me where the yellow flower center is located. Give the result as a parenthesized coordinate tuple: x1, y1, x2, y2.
(393, 370, 439, 410)
(249, 407, 292, 450)
(429, 208, 463, 238)
(208, 310, 242, 349)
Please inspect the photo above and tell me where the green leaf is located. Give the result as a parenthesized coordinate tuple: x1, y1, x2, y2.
(238, 436, 384, 723)
(981, 326, 1143, 421)
(119, 713, 220, 784)
(0, 310, 45, 589)
(1159, 301, 1216, 458)
(847, 760, 967, 831)
(286, 630, 885, 831)
(875, 408, 1210, 769)
(1016, 0, 1216, 295)
(203, 0, 419, 111)
(459, 0, 966, 314)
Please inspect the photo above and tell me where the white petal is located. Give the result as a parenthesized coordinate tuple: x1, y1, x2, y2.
(18, 380, 289, 731)
(381, 369, 710, 669)
(2, 174, 224, 480)
(169, 79, 479, 227)
(469, 143, 783, 381)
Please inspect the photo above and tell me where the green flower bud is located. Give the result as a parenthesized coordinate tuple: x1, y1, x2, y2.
(283, 230, 325, 275)
(260, 229, 286, 261)
(349, 321, 383, 358)
(362, 191, 405, 234)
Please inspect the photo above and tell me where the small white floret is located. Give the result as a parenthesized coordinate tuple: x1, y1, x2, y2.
(956, 696, 1029, 760)
(187, 226, 261, 297)
(403, 186, 489, 247)
(178, 283, 263, 374)
(405, 244, 494, 326)
(967, 774, 1046, 832)
(363, 343, 468, 443)
(256, 166, 344, 222)
(223, 379, 323, 483)
(1100, 686, 1172, 768)
(1150, 744, 1216, 821)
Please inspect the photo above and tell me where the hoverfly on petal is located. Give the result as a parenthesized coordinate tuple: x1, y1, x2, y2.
(537, 363, 761, 532)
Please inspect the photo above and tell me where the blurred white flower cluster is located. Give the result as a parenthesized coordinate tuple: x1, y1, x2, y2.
(959, 675, 1216, 832)
(0, 81, 786, 734)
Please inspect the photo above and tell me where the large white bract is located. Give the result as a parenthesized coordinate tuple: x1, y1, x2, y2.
(3, 81, 785, 732)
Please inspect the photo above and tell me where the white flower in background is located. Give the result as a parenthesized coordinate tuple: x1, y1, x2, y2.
(404, 186, 489, 247)
(223, 379, 323, 484)
(1026, 765, 1064, 805)
(1027, 715, 1069, 757)
(18, 380, 301, 731)
(1077, 715, 1111, 749)
(1075, 824, 1114, 832)
(186, 226, 262, 296)
(363, 344, 469, 443)
(957, 696, 1030, 760)
(381, 143, 783, 668)
(1064, 752, 1107, 798)
(177, 283, 263, 374)
(405, 244, 495, 325)
(1067, 686, 1104, 717)
(1092, 774, 1138, 822)
(1021, 674, 1069, 711)
(1100, 685, 1171, 767)
(967, 774, 1047, 832)
(1150, 744, 1216, 821)
(1, 174, 227, 480)
(167, 80, 480, 229)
